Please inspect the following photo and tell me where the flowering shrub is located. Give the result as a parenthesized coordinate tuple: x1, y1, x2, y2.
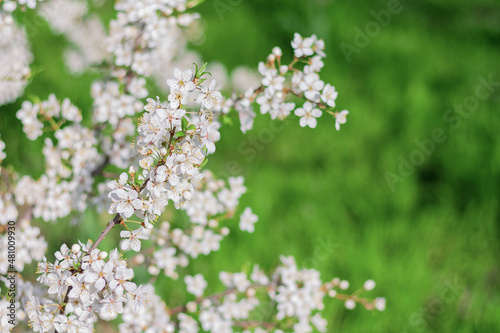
(0, 0, 384, 332)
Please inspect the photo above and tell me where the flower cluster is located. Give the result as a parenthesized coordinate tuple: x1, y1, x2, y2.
(15, 95, 103, 222)
(16, 94, 82, 140)
(120, 284, 174, 333)
(0, 11, 32, 106)
(0, 155, 47, 276)
(0, 218, 46, 275)
(0, 185, 17, 225)
(107, 68, 222, 225)
(228, 33, 349, 132)
(91, 79, 145, 128)
(125, 172, 249, 279)
(116, 256, 385, 333)
(39, 0, 108, 74)
(89, 0, 200, 139)
(26, 242, 152, 332)
(1, 0, 42, 12)
(108, 0, 199, 78)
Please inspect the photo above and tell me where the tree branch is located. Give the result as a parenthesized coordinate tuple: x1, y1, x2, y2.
(89, 213, 123, 253)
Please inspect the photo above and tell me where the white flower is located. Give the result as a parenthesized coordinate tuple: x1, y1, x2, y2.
(250, 265, 269, 285)
(67, 276, 92, 304)
(196, 80, 222, 110)
(239, 207, 258, 233)
(312, 35, 326, 57)
(144, 97, 161, 113)
(132, 284, 153, 311)
(109, 188, 143, 218)
(100, 294, 127, 317)
(179, 313, 199, 333)
(199, 121, 220, 154)
(109, 267, 136, 296)
(311, 313, 327, 332)
(167, 68, 196, 92)
(46, 272, 66, 297)
(269, 101, 295, 120)
(185, 274, 207, 297)
(154, 247, 178, 277)
(61, 98, 82, 122)
(291, 33, 314, 58)
(299, 73, 324, 102)
(168, 88, 188, 109)
(84, 261, 113, 292)
(54, 244, 73, 268)
(295, 101, 322, 129)
(232, 272, 250, 292)
(321, 84, 338, 107)
(335, 110, 349, 131)
(120, 228, 149, 252)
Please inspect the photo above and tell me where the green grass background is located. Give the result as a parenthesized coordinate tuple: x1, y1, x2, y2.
(1, 0, 500, 332)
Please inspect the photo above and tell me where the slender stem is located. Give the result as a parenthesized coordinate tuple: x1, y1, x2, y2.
(88, 213, 123, 253)
(168, 283, 270, 316)
(123, 23, 145, 94)
(91, 156, 110, 177)
(333, 292, 375, 310)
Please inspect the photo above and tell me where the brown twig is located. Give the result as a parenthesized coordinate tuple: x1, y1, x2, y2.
(91, 156, 110, 177)
(88, 213, 123, 253)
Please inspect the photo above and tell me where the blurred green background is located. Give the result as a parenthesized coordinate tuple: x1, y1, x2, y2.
(1, 0, 500, 332)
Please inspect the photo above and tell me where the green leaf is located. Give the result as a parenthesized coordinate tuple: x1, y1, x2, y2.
(175, 131, 185, 138)
(187, 124, 197, 131)
(197, 62, 208, 77)
(222, 116, 233, 126)
(29, 94, 41, 104)
(182, 117, 189, 130)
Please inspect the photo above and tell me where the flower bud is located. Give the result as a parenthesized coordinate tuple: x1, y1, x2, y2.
(201, 299, 212, 309)
(279, 65, 288, 75)
(246, 288, 256, 298)
(148, 265, 160, 275)
(363, 279, 376, 291)
(71, 244, 81, 254)
(133, 254, 145, 265)
(375, 297, 386, 311)
(345, 299, 356, 309)
(186, 301, 197, 313)
(339, 280, 349, 290)
(272, 46, 282, 57)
